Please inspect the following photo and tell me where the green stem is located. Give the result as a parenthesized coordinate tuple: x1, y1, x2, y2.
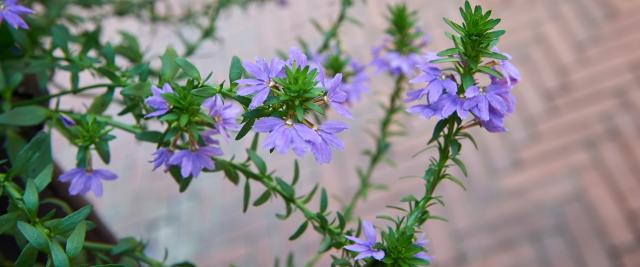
(316, 0, 352, 54)
(84, 241, 166, 267)
(14, 83, 122, 107)
(343, 76, 405, 222)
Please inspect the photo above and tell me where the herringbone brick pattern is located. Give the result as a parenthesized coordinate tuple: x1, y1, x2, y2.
(50, 0, 640, 266)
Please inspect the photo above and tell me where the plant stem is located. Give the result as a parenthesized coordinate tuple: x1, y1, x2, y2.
(84, 241, 166, 267)
(343, 75, 405, 222)
(14, 83, 122, 107)
(316, 0, 352, 54)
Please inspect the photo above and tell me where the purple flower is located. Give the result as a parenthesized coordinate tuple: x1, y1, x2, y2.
(322, 73, 352, 118)
(200, 129, 222, 145)
(308, 121, 348, 164)
(492, 47, 520, 86)
(59, 114, 76, 127)
(345, 220, 385, 261)
(286, 47, 309, 69)
(406, 65, 457, 103)
(406, 100, 445, 120)
(440, 94, 469, 119)
(480, 109, 507, 132)
(342, 60, 369, 103)
(58, 168, 117, 197)
(236, 58, 285, 109)
(0, 0, 33, 30)
(151, 148, 173, 171)
(168, 146, 223, 178)
(371, 51, 421, 77)
(144, 83, 174, 118)
(414, 234, 433, 262)
(252, 117, 321, 157)
(463, 85, 507, 121)
(202, 95, 242, 138)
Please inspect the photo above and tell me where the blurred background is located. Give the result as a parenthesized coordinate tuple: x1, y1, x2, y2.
(51, 0, 640, 266)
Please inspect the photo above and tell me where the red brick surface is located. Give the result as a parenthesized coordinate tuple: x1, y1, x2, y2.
(50, 0, 640, 266)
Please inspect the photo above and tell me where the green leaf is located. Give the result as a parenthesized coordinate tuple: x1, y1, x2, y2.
(243, 179, 251, 213)
(0, 212, 17, 234)
(175, 57, 201, 81)
(319, 188, 328, 213)
(10, 132, 51, 178)
(451, 157, 468, 176)
(55, 205, 91, 234)
(235, 118, 255, 140)
(481, 50, 509, 61)
(191, 86, 216, 97)
(229, 56, 244, 84)
(318, 235, 332, 252)
(50, 240, 70, 267)
(443, 18, 465, 35)
(428, 120, 448, 144)
(430, 57, 461, 64)
(291, 160, 300, 186)
(160, 48, 179, 82)
(288, 221, 308, 241)
(111, 237, 139, 255)
(24, 180, 39, 218)
(88, 88, 115, 115)
(65, 221, 86, 257)
(15, 244, 38, 267)
(17, 221, 49, 251)
(478, 65, 503, 79)
(437, 47, 460, 57)
(0, 106, 50, 126)
(247, 149, 266, 174)
(34, 164, 54, 192)
(445, 175, 467, 191)
(135, 131, 163, 143)
(95, 141, 110, 164)
(252, 190, 271, 206)
(276, 178, 294, 198)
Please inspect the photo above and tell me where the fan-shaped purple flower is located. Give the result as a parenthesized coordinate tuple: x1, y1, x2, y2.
(253, 117, 321, 157)
(144, 83, 174, 118)
(308, 121, 348, 164)
(58, 168, 118, 197)
(322, 73, 352, 118)
(407, 65, 457, 103)
(202, 95, 242, 139)
(168, 145, 223, 178)
(0, 0, 32, 30)
(236, 58, 285, 109)
(345, 220, 385, 261)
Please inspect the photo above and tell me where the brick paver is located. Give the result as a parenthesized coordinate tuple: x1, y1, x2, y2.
(50, 0, 640, 266)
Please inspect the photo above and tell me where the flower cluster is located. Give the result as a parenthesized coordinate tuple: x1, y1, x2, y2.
(238, 48, 351, 164)
(405, 53, 519, 132)
(313, 49, 370, 103)
(344, 220, 432, 264)
(143, 82, 237, 178)
(370, 5, 431, 77)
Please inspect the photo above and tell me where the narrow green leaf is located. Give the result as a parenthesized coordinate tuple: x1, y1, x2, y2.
(319, 188, 328, 213)
(0, 106, 50, 126)
(17, 221, 49, 251)
(442, 18, 465, 35)
(276, 178, 294, 198)
(428, 120, 448, 144)
(15, 244, 38, 267)
(288, 221, 308, 241)
(229, 56, 244, 84)
(243, 179, 250, 213)
(24, 180, 38, 218)
(477, 65, 503, 79)
(252, 190, 271, 206)
(95, 141, 110, 164)
(175, 57, 201, 81)
(437, 47, 460, 57)
(451, 157, 468, 176)
(160, 48, 179, 82)
(34, 164, 54, 192)
(55, 205, 91, 234)
(111, 237, 138, 255)
(65, 221, 86, 257)
(430, 57, 461, 64)
(291, 160, 300, 186)
(50, 240, 70, 267)
(247, 149, 266, 174)
(0, 212, 17, 234)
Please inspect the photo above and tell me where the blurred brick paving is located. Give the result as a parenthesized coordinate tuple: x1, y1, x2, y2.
(51, 0, 640, 266)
